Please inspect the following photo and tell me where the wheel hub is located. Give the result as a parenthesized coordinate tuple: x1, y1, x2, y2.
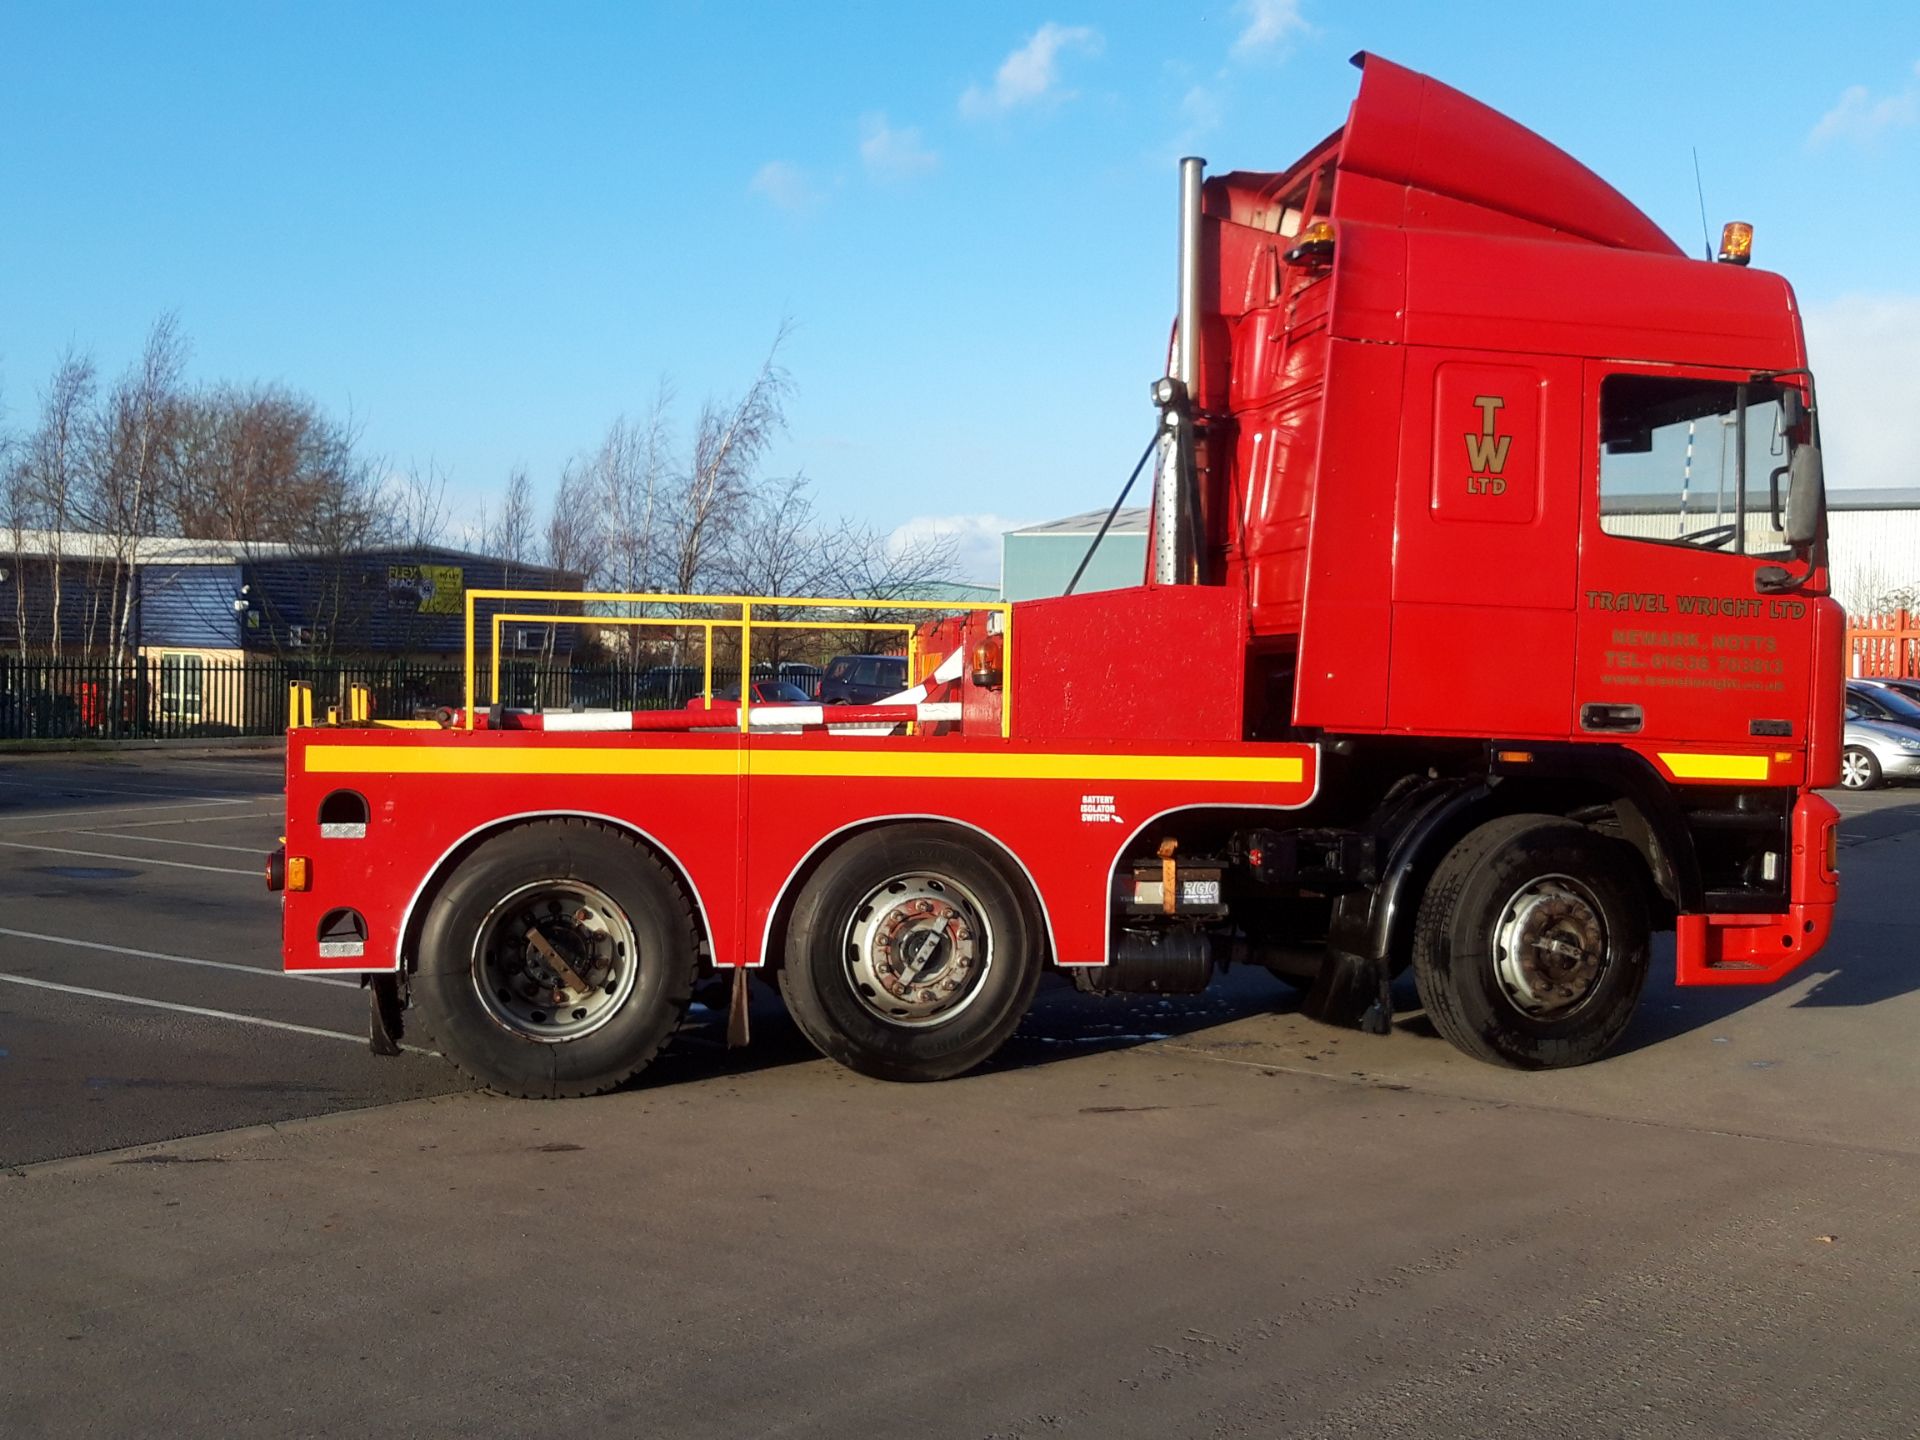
(472, 881, 637, 1042)
(1492, 876, 1609, 1018)
(844, 875, 992, 1027)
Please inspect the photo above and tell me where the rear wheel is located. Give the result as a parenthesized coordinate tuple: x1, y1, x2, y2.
(1412, 815, 1650, 1069)
(412, 820, 697, 1098)
(778, 826, 1042, 1081)
(1840, 746, 1881, 791)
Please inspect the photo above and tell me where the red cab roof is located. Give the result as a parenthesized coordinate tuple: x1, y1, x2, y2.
(1217, 53, 1684, 256)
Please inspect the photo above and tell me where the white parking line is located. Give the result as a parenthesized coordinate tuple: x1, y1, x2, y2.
(0, 972, 368, 1044)
(0, 838, 258, 876)
(36, 809, 284, 833)
(72, 830, 265, 855)
(0, 799, 242, 825)
(0, 778, 256, 802)
(0, 926, 356, 989)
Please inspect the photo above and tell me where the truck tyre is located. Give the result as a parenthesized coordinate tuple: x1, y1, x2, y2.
(1839, 746, 1881, 791)
(779, 825, 1042, 1082)
(1411, 815, 1649, 1070)
(412, 820, 697, 1098)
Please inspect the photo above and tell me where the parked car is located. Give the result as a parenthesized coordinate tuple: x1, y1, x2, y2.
(683, 680, 813, 708)
(1845, 679, 1920, 733)
(1841, 705, 1920, 790)
(818, 654, 910, 705)
(1853, 676, 1920, 708)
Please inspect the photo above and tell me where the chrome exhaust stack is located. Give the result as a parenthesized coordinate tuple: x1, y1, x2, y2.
(1151, 156, 1205, 586)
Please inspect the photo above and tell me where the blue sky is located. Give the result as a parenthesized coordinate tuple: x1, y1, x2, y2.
(3, 1, 1917, 580)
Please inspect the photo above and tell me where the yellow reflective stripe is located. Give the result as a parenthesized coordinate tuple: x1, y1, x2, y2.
(755, 751, 1303, 784)
(1656, 751, 1771, 782)
(307, 746, 745, 778)
(304, 744, 1305, 786)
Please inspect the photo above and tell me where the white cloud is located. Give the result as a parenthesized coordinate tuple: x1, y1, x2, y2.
(1231, 0, 1308, 61)
(1179, 83, 1224, 138)
(887, 512, 1035, 586)
(748, 160, 822, 215)
(960, 22, 1101, 119)
(1808, 61, 1920, 146)
(859, 113, 939, 181)
(1801, 294, 1920, 490)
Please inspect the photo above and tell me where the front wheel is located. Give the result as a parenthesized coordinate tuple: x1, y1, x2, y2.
(412, 820, 697, 1098)
(1412, 815, 1650, 1069)
(778, 826, 1043, 1081)
(1840, 746, 1882, 791)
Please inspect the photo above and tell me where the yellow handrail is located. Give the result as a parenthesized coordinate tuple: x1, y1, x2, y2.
(464, 588, 1012, 737)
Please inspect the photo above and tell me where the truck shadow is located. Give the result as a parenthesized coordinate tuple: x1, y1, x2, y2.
(988, 968, 1300, 1074)
(631, 970, 1304, 1091)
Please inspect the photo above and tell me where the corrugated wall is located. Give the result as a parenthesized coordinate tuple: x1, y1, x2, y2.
(242, 551, 581, 656)
(1001, 534, 1147, 601)
(136, 564, 242, 648)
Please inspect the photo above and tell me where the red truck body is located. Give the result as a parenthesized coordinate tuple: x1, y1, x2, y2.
(274, 55, 1842, 1094)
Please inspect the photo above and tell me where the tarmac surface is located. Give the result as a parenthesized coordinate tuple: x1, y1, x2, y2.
(3, 752, 1918, 1437)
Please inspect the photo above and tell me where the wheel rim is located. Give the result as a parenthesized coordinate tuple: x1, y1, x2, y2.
(1490, 873, 1610, 1019)
(842, 872, 994, 1028)
(471, 880, 639, 1042)
(1841, 751, 1872, 789)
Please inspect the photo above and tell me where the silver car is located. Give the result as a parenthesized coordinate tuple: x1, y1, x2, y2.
(1841, 710, 1920, 790)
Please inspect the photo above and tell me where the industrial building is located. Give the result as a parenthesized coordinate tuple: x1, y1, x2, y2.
(1000, 508, 1148, 601)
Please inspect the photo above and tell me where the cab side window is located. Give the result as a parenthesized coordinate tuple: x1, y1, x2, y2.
(1598, 374, 1789, 556)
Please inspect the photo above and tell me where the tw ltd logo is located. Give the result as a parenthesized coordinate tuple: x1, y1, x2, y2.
(1464, 394, 1511, 495)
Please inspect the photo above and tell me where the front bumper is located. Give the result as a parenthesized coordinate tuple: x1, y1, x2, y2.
(1675, 792, 1839, 986)
(1877, 751, 1920, 782)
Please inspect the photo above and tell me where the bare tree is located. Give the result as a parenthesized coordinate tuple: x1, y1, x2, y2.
(490, 465, 537, 567)
(715, 474, 828, 665)
(391, 459, 450, 550)
(13, 351, 98, 655)
(0, 376, 23, 656)
(820, 518, 961, 622)
(664, 329, 793, 600)
(595, 383, 675, 610)
(545, 459, 606, 582)
(85, 314, 186, 657)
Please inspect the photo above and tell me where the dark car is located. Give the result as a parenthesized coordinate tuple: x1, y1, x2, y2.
(819, 654, 910, 705)
(1845, 680, 1920, 731)
(1859, 676, 1920, 707)
(684, 680, 813, 708)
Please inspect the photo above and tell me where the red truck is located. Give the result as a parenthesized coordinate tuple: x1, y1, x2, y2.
(270, 54, 1842, 1097)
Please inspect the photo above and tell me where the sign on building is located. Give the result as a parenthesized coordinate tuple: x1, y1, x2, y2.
(387, 564, 465, 615)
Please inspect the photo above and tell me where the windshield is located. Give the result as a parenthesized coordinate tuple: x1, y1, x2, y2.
(1598, 374, 1809, 556)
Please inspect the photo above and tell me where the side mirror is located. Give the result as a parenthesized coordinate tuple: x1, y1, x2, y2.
(1780, 389, 1808, 432)
(1785, 442, 1823, 547)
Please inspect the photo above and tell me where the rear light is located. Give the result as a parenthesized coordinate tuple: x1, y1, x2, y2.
(970, 635, 1003, 689)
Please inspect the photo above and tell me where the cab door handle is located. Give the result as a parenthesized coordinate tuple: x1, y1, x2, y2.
(1580, 702, 1644, 734)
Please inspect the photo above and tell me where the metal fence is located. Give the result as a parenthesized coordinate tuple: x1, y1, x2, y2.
(0, 655, 824, 742)
(1849, 610, 1920, 679)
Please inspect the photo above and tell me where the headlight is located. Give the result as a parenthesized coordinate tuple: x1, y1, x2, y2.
(1898, 738, 1920, 752)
